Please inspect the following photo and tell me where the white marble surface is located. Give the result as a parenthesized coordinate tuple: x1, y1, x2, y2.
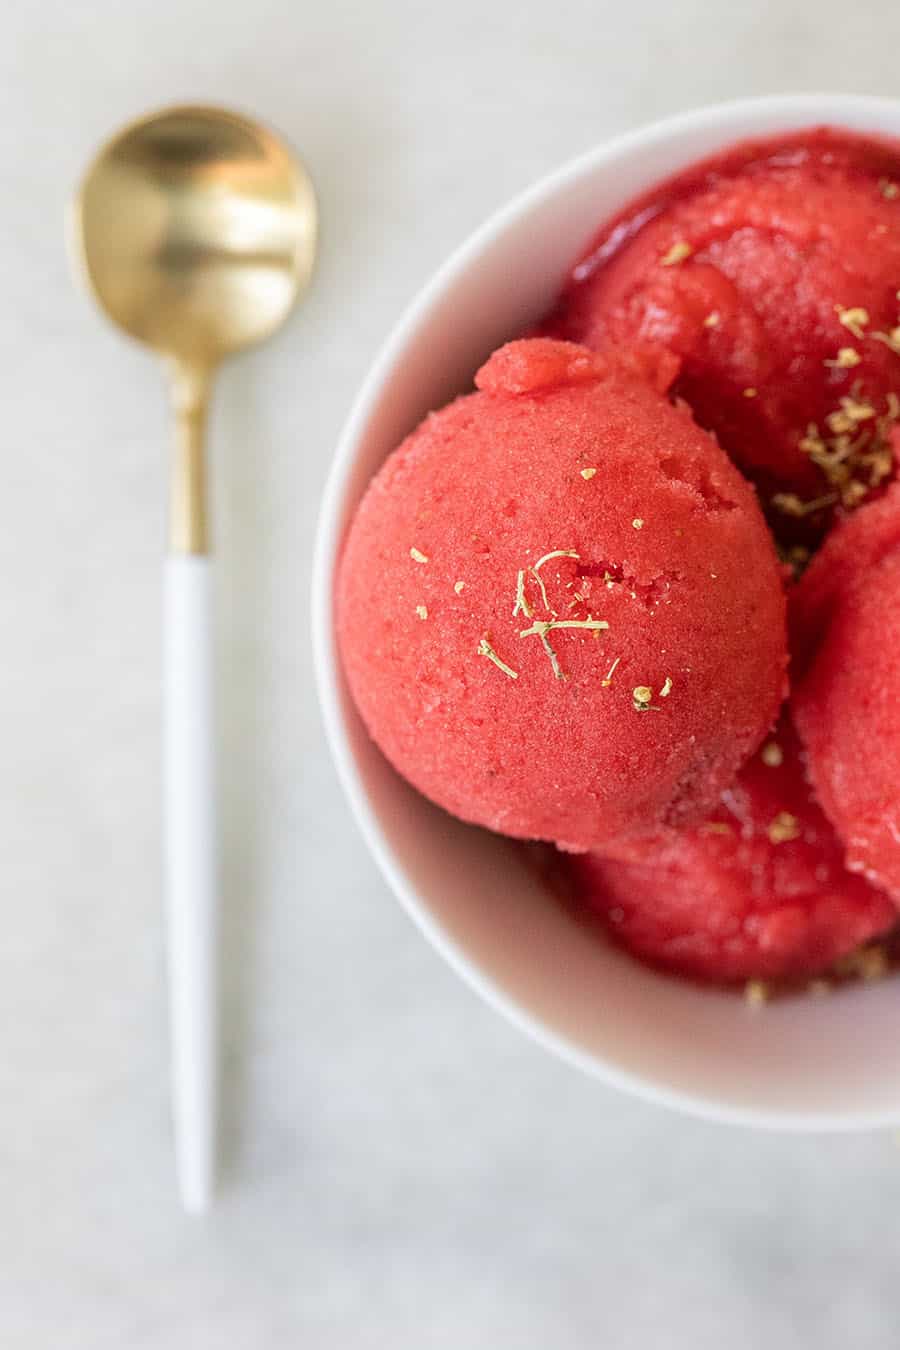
(4, 2, 900, 1345)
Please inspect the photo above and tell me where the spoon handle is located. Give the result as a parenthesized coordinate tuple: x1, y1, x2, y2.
(164, 554, 218, 1213)
(165, 362, 217, 1214)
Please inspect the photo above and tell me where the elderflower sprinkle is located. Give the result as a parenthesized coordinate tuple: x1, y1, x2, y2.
(794, 390, 899, 510)
(601, 656, 621, 688)
(660, 240, 692, 266)
(834, 944, 889, 982)
(768, 811, 800, 844)
(744, 980, 770, 1007)
(660, 676, 673, 698)
(512, 569, 533, 619)
(409, 547, 429, 564)
(872, 326, 900, 356)
(826, 395, 876, 434)
(538, 631, 564, 680)
(477, 637, 517, 680)
(743, 387, 758, 398)
(580, 467, 597, 480)
(519, 618, 610, 638)
(835, 304, 870, 339)
(880, 178, 900, 200)
(771, 492, 838, 518)
(530, 569, 551, 613)
(454, 580, 465, 594)
(703, 311, 720, 328)
(760, 741, 783, 767)
(525, 550, 580, 617)
(632, 685, 653, 710)
(415, 605, 428, 620)
(518, 616, 609, 679)
(824, 346, 862, 369)
(842, 481, 869, 508)
(632, 518, 644, 530)
(533, 548, 580, 572)
(857, 946, 889, 982)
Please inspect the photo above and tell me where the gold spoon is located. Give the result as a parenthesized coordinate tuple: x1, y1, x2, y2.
(70, 105, 317, 1212)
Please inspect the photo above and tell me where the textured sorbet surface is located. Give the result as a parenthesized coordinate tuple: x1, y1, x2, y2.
(337, 339, 787, 852)
(543, 129, 900, 531)
(566, 718, 896, 983)
(792, 483, 900, 901)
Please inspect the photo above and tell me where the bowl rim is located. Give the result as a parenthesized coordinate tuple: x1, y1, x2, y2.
(312, 93, 900, 1131)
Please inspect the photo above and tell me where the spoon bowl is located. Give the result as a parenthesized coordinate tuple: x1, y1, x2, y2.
(72, 104, 317, 367)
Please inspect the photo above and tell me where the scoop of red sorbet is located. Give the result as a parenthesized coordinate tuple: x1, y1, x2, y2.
(792, 481, 900, 901)
(565, 716, 896, 984)
(337, 338, 787, 852)
(544, 131, 900, 535)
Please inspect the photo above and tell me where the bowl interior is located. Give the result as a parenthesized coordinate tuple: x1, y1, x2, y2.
(316, 95, 900, 1126)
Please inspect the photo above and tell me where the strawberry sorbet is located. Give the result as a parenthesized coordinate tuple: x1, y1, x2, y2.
(337, 339, 787, 852)
(792, 482, 900, 901)
(544, 130, 900, 534)
(566, 717, 896, 983)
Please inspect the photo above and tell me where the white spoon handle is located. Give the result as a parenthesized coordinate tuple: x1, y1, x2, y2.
(164, 554, 217, 1213)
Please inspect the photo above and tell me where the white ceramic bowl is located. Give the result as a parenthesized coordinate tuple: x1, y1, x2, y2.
(313, 94, 900, 1129)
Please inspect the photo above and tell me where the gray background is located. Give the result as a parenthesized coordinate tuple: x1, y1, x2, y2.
(4, 1, 900, 1345)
